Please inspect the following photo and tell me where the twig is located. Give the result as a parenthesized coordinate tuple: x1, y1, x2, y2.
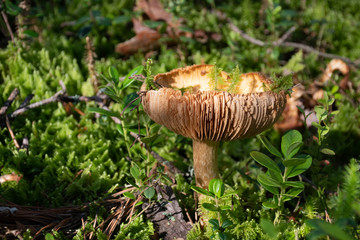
(228, 22, 265, 46)
(9, 90, 65, 118)
(85, 36, 99, 93)
(60, 95, 104, 103)
(17, 94, 34, 109)
(300, 174, 335, 195)
(129, 132, 182, 176)
(280, 41, 356, 67)
(228, 19, 358, 67)
(0, 88, 19, 116)
(5, 116, 20, 149)
(273, 26, 297, 45)
(0, 10, 15, 42)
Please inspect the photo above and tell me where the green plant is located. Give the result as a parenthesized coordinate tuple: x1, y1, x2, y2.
(311, 92, 339, 155)
(251, 130, 312, 224)
(191, 179, 234, 240)
(306, 159, 360, 240)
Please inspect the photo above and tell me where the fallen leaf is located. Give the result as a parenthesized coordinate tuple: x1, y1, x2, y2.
(115, 19, 161, 55)
(137, 0, 173, 22)
(274, 85, 304, 132)
(320, 59, 349, 84)
(0, 173, 22, 184)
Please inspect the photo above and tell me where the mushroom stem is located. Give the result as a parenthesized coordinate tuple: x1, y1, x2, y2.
(193, 140, 220, 189)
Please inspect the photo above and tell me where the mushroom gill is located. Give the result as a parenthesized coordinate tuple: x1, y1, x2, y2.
(141, 64, 287, 189)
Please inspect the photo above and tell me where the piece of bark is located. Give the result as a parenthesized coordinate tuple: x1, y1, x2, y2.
(143, 186, 192, 240)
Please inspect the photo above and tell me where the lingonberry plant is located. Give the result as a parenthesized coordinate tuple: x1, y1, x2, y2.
(251, 130, 312, 224)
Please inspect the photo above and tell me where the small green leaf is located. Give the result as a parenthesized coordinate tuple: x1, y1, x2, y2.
(95, 16, 112, 26)
(130, 165, 140, 179)
(320, 126, 330, 136)
(78, 24, 92, 37)
(88, 107, 118, 117)
(261, 183, 280, 195)
(258, 172, 282, 187)
(161, 175, 173, 185)
(113, 15, 132, 24)
(219, 206, 231, 210)
(218, 232, 229, 240)
(209, 219, 219, 229)
(283, 158, 306, 167)
(144, 187, 155, 199)
(260, 219, 279, 237)
(314, 106, 327, 122)
(121, 65, 144, 89)
(320, 148, 335, 155)
(122, 92, 140, 114)
(45, 233, 55, 240)
(23, 30, 39, 38)
(126, 177, 138, 188)
(209, 179, 225, 198)
(202, 203, 219, 212)
(296, 106, 305, 115)
(5, 0, 22, 16)
(258, 136, 282, 157)
(328, 98, 335, 106)
(135, 201, 143, 206)
(251, 151, 281, 173)
(108, 66, 119, 86)
(285, 187, 303, 197)
(283, 181, 304, 188)
(262, 201, 279, 209)
(285, 142, 303, 159)
(331, 110, 339, 115)
(306, 219, 353, 240)
(116, 124, 124, 136)
(123, 192, 136, 199)
(141, 134, 159, 144)
(268, 169, 283, 184)
(222, 220, 233, 229)
(191, 186, 215, 198)
(286, 154, 312, 178)
(311, 122, 322, 129)
(281, 130, 302, 157)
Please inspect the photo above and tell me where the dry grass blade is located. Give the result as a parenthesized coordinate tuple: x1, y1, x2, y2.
(0, 189, 136, 239)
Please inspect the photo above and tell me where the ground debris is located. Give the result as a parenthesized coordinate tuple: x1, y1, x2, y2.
(143, 186, 192, 240)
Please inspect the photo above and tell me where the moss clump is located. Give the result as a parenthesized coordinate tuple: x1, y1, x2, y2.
(268, 74, 293, 95)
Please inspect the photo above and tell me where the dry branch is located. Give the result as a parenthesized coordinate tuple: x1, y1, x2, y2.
(9, 90, 65, 118)
(225, 16, 358, 67)
(0, 9, 15, 42)
(5, 115, 20, 149)
(0, 88, 19, 116)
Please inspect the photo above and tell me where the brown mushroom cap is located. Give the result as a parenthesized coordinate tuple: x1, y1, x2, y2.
(142, 64, 286, 142)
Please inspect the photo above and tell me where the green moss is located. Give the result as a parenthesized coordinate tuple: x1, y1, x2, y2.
(114, 215, 154, 240)
(268, 74, 293, 95)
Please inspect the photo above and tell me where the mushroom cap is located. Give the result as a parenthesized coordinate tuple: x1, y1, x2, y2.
(141, 64, 286, 142)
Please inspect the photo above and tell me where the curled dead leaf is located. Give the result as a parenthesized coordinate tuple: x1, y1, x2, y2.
(0, 173, 22, 184)
(274, 85, 304, 132)
(115, 19, 161, 55)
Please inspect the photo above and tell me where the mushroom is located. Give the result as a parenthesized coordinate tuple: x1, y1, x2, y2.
(141, 64, 286, 189)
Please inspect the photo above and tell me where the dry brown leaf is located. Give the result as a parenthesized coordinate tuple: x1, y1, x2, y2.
(274, 85, 304, 132)
(0, 173, 22, 184)
(320, 58, 350, 90)
(320, 59, 350, 84)
(115, 19, 161, 55)
(137, 0, 172, 22)
(116, 1, 219, 55)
